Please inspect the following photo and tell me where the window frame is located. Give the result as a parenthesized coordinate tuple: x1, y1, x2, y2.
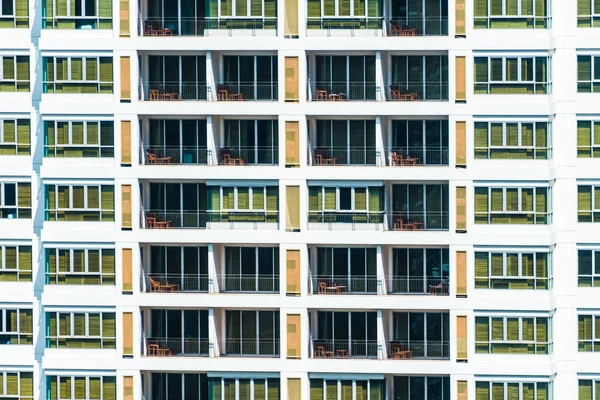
(221, 186, 267, 212)
(474, 250, 552, 290)
(308, 378, 385, 400)
(44, 183, 115, 222)
(473, 0, 551, 29)
(45, 310, 116, 349)
(0, 244, 32, 281)
(0, 55, 29, 91)
(474, 55, 552, 94)
(577, 184, 600, 222)
(309, 186, 381, 213)
(45, 247, 116, 285)
(210, 377, 280, 400)
(474, 380, 552, 400)
(473, 120, 551, 160)
(0, 118, 30, 155)
(578, 314, 600, 352)
(474, 185, 552, 224)
(0, 308, 33, 344)
(577, 55, 600, 93)
(44, 119, 114, 158)
(475, 314, 552, 354)
(46, 375, 116, 400)
(0, 181, 31, 219)
(578, 248, 600, 287)
(0, 371, 33, 399)
(43, 56, 113, 94)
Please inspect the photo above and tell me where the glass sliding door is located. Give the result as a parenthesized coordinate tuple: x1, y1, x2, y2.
(390, 55, 448, 100)
(391, 120, 449, 165)
(222, 120, 278, 165)
(315, 120, 376, 165)
(316, 311, 377, 357)
(391, 184, 449, 230)
(148, 182, 207, 228)
(148, 246, 209, 292)
(225, 310, 280, 356)
(315, 248, 377, 294)
(389, 0, 448, 35)
(224, 247, 279, 292)
(391, 248, 449, 294)
(145, 0, 206, 35)
(392, 312, 449, 359)
(315, 56, 376, 101)
(222, 56, 278, 100)
(149, 309, 209, 355)
(147, 119, 208, 164)
(147, 55, 207, 100)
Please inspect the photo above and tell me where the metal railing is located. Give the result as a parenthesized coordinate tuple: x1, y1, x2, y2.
(389, 148, 449, 166)
(306, 17, 383, 36)
(142, 82, 208, 101)
(217, 147, 279, 165)
(386, 340, 449, 359)
(140, 17, 277, 36)
(45, 145, 114, 158)
(218, 274, 279, 293)
(216, 83, 278, 101)
(385, 17, 448, 36)
(143, 273, 209, 293)
(221, 338, 280, 357)
(142, 210, 279, 229)
(43, 17, 112, 29)
(310, 147, 380, 166)
(308, 82, 379, 101)
(388, 277, 449, 295)
(311, 275, 379, 294)
(146, 337, 210, 356)
(142, 146, 210, 165)
(312, 339, 378, 358)
(386, 82, 449, 101)
(388, 212, 449, 231)
(308, 212, 385, 231)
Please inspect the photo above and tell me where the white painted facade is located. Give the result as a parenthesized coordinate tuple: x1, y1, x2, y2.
(0, 0, 599, 399)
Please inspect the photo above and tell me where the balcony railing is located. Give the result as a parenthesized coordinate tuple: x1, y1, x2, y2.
(142, 82, 208, 101)
(310, 147, 380, 166)
(218, 274, 279, 293)
(312, 339, 378, 359)
(311, 275, 379, 295)
(217, 147, 279, 166)
(308, 212, 385, 231)
(385, 17, 448, 36)
(143, 273, 209, 293)
(142, 146, 210, 165)
(141, 17, 277, 36)
(309, 82, 379, 101)
(388, 212, 449, 231)
(388, 277, 449, 295)
(389, 148, 449, 166)
(306, 17, 383, 36)
(386, 83, 449, 101)
(146, 337, 209, 356)
(221, 338, 280, 357)
(386, 340, 449, 360)
(142, 210, 279, 229)
(216, 83, 278, 101)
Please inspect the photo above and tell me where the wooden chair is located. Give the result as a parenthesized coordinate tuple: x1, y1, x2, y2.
(149, 276, 162, 292)
(144, 23, 155, 36)
(318, 281, 327, 294)
(146, 151, 158, 164)
(149, 90, 160, 100)
(314, 154, 323, 165)
(218, 90, 229, 101)
(147, 343, 160, 355)
(390, 22, 402, 36)
(429, 280, 448, 295)
(390, 152, 403, 166)
(221, 153, 231, 165)
(145, 216, 156, 229)
(316, 90, 328, 101)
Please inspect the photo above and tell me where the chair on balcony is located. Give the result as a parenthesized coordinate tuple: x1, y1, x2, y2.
(218, 89, 229, 101)
(389, 86, 419, 101)
(146, 150, 158, 164)
(318, 281, 327, 294)
(429, 279, 448, 295)
(149, 90, 160, 100)
(316, 90, 328, 101)
(390, 152, 403, 166)
(144, 23, 156, 36)
(393, 216, 413, 231)
(149, 276, 180, 292)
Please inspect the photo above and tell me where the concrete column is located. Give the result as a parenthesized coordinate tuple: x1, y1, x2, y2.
(375, 116, 385, 166)
(376, 245, 385, 294)
(375, 51, 384, 101)
(208, 308, 219, 357)
(208, 244, 219, 293)
(206, 51, 215, 101)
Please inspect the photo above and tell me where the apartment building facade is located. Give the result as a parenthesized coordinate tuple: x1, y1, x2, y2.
(0, 0, 598, 398)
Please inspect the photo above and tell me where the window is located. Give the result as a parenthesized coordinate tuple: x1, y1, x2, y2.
(578, 249, 600, 287)
(43, 0, 113, 29)
(474, 55, 551, 94)
(580, 379, 600, 400)
(205, 0, 276, 19)
(391, 248, 450, 294)
(577, 121, 600, 158)
(149, 246, 209, 292)
(209, 377, 279, 400)
(577, 185, 600, 222)
(206, 185, 278, 223)
(43, 56, 113, 94)
(314, 120, 377, 165)
(225, 310, 280, 356)
(152, 373, 208, 400)
(46, 311, 116, 348)
(0, 55, 29, 92)
(474, 121, 550, 160)
(44, 120, 114, 158)
(316, 311, 378, 357)
(0, 308, 33, 344)
(393, 376, 450, 400)
(0, 119, 30, 155)
(45, 184, 115, 222)
(223, 120, 278, 165)
(578, 0, 600, 27)
(390, 55, 449, 101)
(391, 183, 450, 230)
(147, 55, 207, 100)
(0, 182, 31, 219)
(475, 380, 551, 400)
(392, 312, 450, 359)
(475, 315, 551, 354)
(0, 0, 28, 28)
(47, 375, 116, 400)
(578, 55, 600, 93)
(222, 56, 277, 101)
(0, 245, 32, 281)
(306, 0, 382, 23)
(315, 56, 376, 101)
(308, 186, 383, 215)
(309, 378, 384, 400)
(578, 314, 600, 352)
(474, 186, 551, 224)
(315, 247, 377, 293)
(45, 247, 115, 285)
(224, 247, 279, 292)
(473, 0, 550, 29)
(0, 371, 33, 400)
(391, 120, 449, 166)
(475, 250, 551, 289)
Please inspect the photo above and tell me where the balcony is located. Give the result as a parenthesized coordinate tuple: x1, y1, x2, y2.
(141, 82, 208, 101)
(218, 275, 279, 293)
(312, 339, 379, 359)
(311, 275, 379, 295)
(142, 146, 210, 165)
(388, 148, 448, 166)
(388, 211, 448, 231)
(143, 273, 210, 293)
(310, 247, 378, 295)
(221, 310, 279, 357)
(388, 277, 448, 295)
(385, 16, 448, 36)
(146, 337, 210, 356)
(386, 55, 449, 101)
(216, 82, 278, 101)
(389, 119, 449, 166)
(386, 340, 449, 360)
(386, 82, 448, 101)
(141, 17, 277, 36)
(390, 183, 449, 231)
(220, 338, 280, 357)
(308, 82, 379, 101)
(389, 312, 450, 360)
(306, 17, 383, 37)
(217, 147, 278, 166)
(312, 311, 377, 359)
(142, 210, 279, 230)
(308, 212, 385, 231)
(309, 147, 381, 166)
